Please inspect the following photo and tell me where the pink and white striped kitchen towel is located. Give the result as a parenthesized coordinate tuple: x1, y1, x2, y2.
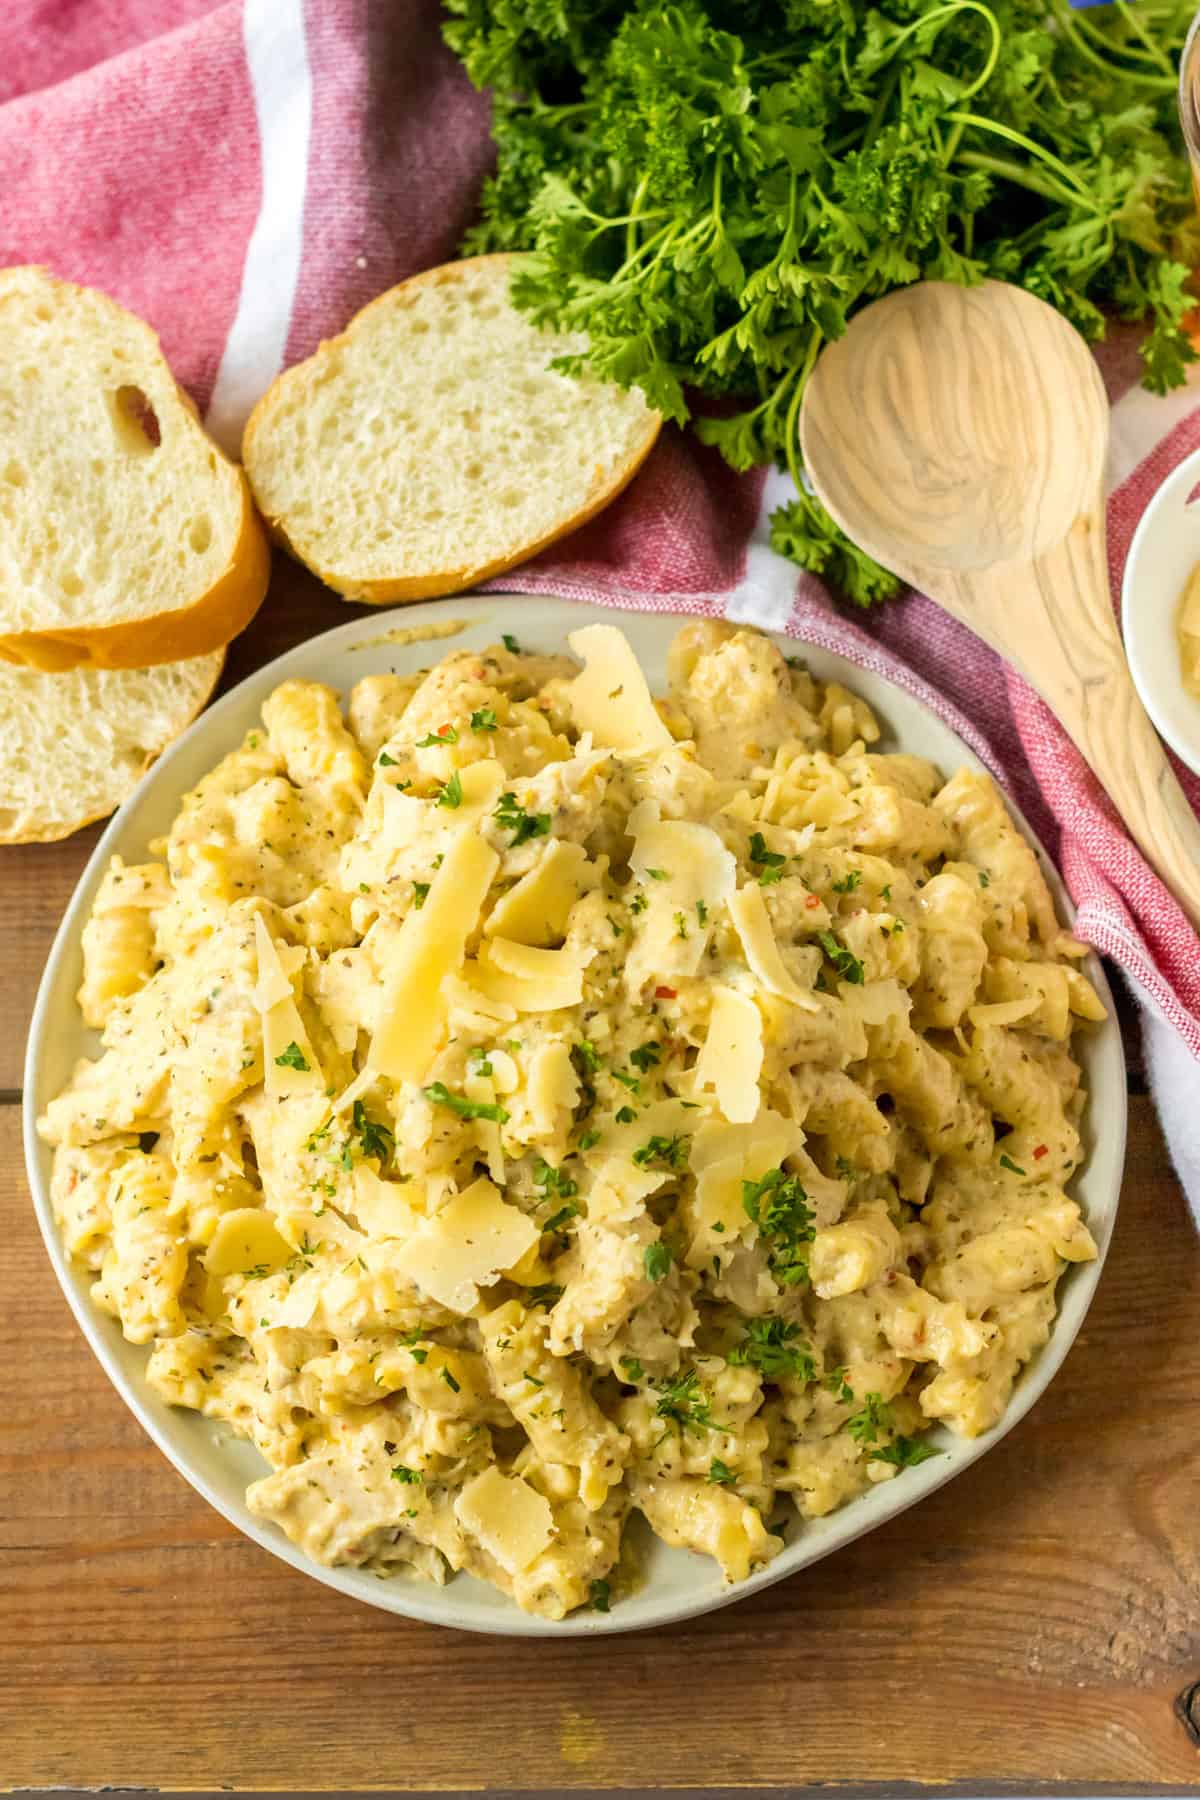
(3, 0, 1198, 1209)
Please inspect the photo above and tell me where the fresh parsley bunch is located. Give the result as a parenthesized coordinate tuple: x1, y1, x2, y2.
(445, 0, 1200, 603)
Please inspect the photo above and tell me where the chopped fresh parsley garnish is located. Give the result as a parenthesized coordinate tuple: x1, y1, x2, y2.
(542, 1203, 580, 1233)
(728, 1317, 815, 1383)
(629, 891, 648, 915)
(632, 1133, 689, 1170)
(527, 1283, 564, 1309)
(629, 1041, 661, 1073)
(815, 930, 864, 985)
(378, 750, 399, 767)
(416, 724, 459, 746)
(999, 1153, 1027, 1175)
(612, 1069, 640, 1094)
(390, 1464, 423, 1484)
(825, 1366, 854, 1405)
(589, 1578, 611, 1612)
(422, 1082, 510, 1123)
(351, 1100, 394, 1164)
(573, 1038, 602, 1073)
(494, 792, 551, 845)
(446, 1, 1200, 605)
(707, 1459, 736, 1487)
(695, 899, 708, 925)
(534, 1159, 578, 1200)
(674, 909, 689, 936)
(748, 831, 786, 878)
(615, 1105, 637, 1124)
(834, 1156, 859, 1182)
(847, 1392, 893, 1446)
(470, 707, 498, 732)
(742, 1166, 815, 1287)
(436, 771, 463, 809)
(273, 1041, 309, 1071)
(619, 1355, 644, 1383)
(502, 633, 521, 654)
(831, 870, 862, 894)
(655, 1367, 712, 1432)
(643, 1242, 673, 1282)
(523, 1369, 545, 1388)
(577, 1128, 601, 1152)
(440, 1366, 461, 1394)
(870, 1436, 943, 1469)
(645, 867, 669, 881)
(880, 884, 892, 901)
(979, 870, 991, 889)
(412, 881, 430, 910)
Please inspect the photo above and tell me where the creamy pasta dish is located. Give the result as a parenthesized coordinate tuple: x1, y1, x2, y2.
(40, 620, 1105, 1619)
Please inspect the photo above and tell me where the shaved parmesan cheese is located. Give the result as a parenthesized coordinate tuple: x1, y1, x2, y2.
(686, 1108, 804, 1268)
(252, 914, 305, 1010)
(527, 1041, 580, 1136)
(693, 987, 762, 1124)
(566, 624, 673, 754)
(625, 814, 736, 984)
(393, 1177, 540, 1313)
(370, 831, 499, 1082)
(261, 996, 325, 1100)
(380, 760, 505, 854)
(474, 938, 586, 1012)
(484, 840, 599, 946)
(205, 1207, 292, 1278)
(690, 1108, 803, 1177)
(587, 1097, 695, 1224)
(728, 883, 820, 1011)
(454, 1467, 555, 1574)
(352, 1165, 421, 1240)
(328, 1066, 375, 1116)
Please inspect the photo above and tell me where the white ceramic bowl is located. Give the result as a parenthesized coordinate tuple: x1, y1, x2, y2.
(1122, 445, 1200, 779)
(24, 596, 1126, 1637)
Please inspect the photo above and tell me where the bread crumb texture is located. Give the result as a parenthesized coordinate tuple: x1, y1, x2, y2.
(0, 267, 247, 634)
(0, 652, 222, 842)
(242, 255, 660, 598)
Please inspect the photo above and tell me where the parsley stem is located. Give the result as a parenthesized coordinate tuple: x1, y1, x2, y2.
(784, 326, 822, 496)
(1049, 1, 1176, 89)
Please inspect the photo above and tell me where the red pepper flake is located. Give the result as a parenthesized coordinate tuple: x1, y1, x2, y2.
(655, 985, 677, 1000)
(1033, 1144, 1048, 1160)
(438, 723, 453, 739)
(804, 894, 821, 909)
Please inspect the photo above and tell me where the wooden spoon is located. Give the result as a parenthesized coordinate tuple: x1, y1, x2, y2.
(800, 277, 1200, 931)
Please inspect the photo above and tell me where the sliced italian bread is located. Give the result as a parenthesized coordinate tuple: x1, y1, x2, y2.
(241, 253, 662, 602)
(0, 267, 268, 672)
(0, 651, 222, 843)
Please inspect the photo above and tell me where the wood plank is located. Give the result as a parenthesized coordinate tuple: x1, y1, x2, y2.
(2, 1097, 1198, 1791)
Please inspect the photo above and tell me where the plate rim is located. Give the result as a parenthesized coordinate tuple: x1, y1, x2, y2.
(23, 593, 1126, 1637)
(1122, 443, 1200, 780)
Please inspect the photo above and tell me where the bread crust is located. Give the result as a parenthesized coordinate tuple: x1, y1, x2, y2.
(0, 477, 269, 672)
(0, 650, 225, 844)
(242, 253, 662, 604)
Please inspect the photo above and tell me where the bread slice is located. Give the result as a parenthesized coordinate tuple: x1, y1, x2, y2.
(0, 268, 269, 672)
(241, 254, 661, 602)
(0, 651, 222, 842)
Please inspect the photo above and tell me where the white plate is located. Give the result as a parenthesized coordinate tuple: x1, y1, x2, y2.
(1122, 446, 1200, 778)
(24, 596, 1126, 1637)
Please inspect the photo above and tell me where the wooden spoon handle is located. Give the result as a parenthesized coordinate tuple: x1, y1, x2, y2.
(963, 514, 1200, 934)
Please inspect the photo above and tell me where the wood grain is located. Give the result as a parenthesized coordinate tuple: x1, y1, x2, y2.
(3, 1098, 1198, 1791)
(801, 279, 1200, 932)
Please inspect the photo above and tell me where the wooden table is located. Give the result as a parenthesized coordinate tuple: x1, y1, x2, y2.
(3, 564, 1199, 1794)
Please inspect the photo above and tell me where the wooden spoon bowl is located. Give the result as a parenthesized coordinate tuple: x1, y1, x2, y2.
(801, 278, 1200, 930)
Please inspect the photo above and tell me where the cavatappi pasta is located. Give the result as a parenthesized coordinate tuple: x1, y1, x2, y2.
(40, 621, 1105, 1618)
